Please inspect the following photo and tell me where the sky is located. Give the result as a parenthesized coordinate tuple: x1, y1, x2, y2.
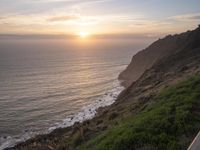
(0, 0, 200, 36)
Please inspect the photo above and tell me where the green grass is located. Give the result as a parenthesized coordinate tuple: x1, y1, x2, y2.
(78, 76, 200, 150)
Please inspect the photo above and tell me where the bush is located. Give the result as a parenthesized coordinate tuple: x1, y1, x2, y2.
(79, 76, 200, 150)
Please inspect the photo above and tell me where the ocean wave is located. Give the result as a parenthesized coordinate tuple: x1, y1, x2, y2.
(49, 83, 124, 131)
(0, 82, 124, 150)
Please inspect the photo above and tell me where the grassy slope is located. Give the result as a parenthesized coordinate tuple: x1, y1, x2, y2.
(78, 76, 200, 150)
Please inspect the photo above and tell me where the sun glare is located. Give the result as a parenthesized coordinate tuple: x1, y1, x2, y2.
(79, 32, 89, 38)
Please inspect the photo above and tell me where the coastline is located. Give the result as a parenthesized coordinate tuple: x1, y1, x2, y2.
(1, 81, 124, 150)
(2, 26, 200, 150)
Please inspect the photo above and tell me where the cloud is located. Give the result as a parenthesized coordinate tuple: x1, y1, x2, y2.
(0, 34, 76, 39)
(0, 0, 111, 16)
(92, 33, 158, 39)
(46, 14, 99, 25)
(0, 33, 157, 40)
(47, 15, 80, 22)
(25, 0, 110, 4)
(170, 13, 200, 22)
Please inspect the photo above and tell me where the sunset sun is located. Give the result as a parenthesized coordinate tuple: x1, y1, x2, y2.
(1, 0, 200, 149)
(79, 31, 89, 38)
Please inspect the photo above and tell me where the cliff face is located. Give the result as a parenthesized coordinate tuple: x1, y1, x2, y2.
(7, 26, 200, 150)
(119, 25, 200, 87)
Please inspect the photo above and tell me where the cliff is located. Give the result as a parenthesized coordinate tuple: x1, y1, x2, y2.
(119, 25, 200, 87)
(6, 26, 200, 150)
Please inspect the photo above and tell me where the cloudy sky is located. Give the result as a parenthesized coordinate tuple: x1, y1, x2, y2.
(0, 0, 200, 35)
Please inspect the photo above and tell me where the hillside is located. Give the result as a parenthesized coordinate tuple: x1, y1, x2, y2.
(119, 25, 200, 87)
(6, 26, 200, 150)
(80, 76, 200, 150)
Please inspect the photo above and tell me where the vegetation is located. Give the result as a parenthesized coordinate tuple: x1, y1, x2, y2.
(77, 76, 200, 150)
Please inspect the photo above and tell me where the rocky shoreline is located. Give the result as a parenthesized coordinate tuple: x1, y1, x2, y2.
(2, 84, 124, 150)
(5, 26, 200, 150)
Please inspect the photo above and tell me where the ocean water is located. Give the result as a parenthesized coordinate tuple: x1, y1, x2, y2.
(0, 38, 152, 149)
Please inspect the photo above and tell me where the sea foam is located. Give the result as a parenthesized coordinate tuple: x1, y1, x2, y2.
(0, 83, 124, 150)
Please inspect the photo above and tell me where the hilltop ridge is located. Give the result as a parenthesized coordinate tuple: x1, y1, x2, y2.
(6, 26, 200, 150)
(119, 25, 200, 87)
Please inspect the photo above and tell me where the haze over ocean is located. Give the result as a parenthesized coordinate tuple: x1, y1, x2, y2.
(0, 37, 153, 149)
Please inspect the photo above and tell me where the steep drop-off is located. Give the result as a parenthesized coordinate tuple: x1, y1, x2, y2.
(119, 25, 200, 87)
(6, 26, 200, 150)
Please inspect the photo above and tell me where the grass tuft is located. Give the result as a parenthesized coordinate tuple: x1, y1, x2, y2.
(78, 76, 200, 150)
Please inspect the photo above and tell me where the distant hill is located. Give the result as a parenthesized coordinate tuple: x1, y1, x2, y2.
(7, 26, 200, 150)
(119, 25, 200, 87)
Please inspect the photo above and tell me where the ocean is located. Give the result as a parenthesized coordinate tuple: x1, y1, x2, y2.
(0, 37, 153, 149)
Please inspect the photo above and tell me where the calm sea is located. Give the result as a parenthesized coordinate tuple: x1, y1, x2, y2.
(0, 37, 153, 149)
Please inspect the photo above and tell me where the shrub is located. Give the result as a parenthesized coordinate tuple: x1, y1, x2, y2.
(79, 76, 200, 150)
